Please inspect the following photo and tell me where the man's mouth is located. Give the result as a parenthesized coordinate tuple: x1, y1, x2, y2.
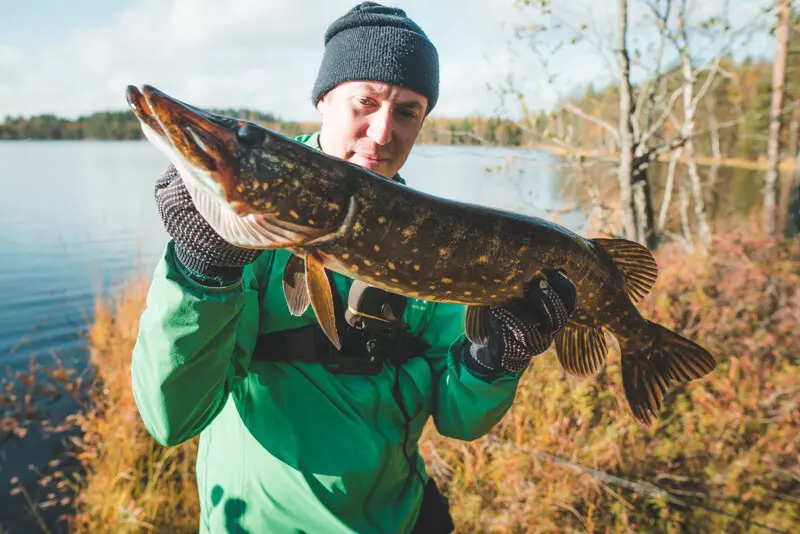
(357, 154, 389, 162)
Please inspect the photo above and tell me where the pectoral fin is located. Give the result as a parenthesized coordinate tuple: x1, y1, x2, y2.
(282, 253, 310, 316)
(554, 320, 607, 377)
(465, 305, 492, 346)
(305, 252, 341, 350)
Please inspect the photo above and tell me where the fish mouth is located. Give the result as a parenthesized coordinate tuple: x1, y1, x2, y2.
(126, 84, 239, 201)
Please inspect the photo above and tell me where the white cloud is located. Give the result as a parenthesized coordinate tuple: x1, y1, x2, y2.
(0, 0, 776, 122)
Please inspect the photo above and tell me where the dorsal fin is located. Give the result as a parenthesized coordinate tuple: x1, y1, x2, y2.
(591, 238, 658, 302)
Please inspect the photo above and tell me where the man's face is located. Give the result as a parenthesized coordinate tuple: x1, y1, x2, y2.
(317, 81, 428, 179)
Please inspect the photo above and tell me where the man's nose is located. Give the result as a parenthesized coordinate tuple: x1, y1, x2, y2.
(366, 108, 393, 145)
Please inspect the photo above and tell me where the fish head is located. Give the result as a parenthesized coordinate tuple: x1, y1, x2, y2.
(126, 84, 357, 249)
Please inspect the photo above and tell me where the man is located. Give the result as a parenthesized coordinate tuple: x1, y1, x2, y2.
(131, 2, 577, 533)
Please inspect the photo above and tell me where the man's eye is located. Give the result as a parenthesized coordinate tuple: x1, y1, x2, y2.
(357, 97, 373, 106)
(398, 109, 418, 120)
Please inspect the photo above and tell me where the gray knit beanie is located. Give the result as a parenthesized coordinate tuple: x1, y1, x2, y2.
(311, 2, 439, 114)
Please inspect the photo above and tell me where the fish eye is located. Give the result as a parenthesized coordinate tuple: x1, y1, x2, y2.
(236, 123, 267, 147)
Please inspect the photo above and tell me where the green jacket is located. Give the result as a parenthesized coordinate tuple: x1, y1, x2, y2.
(131, 133, 525, 534)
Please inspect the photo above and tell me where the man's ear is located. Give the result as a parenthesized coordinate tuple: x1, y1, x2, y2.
(316, 93, 329, 114)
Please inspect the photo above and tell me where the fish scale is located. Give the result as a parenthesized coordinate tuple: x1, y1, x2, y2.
(126, 83, 717, 426)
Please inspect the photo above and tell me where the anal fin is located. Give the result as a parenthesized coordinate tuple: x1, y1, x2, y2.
(554, 319, 607, 377)
(305, 252, 341, 350)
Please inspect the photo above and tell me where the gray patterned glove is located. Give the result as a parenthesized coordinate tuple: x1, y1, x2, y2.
(465, 269, 577, 375)
(155, 164, 262, 286)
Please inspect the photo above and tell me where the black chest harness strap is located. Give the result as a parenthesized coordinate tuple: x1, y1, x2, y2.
(252, 275, 431, 375)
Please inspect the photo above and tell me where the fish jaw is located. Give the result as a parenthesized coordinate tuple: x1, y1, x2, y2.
(126, 84, 359, 249)
(126, 85, 248, 210)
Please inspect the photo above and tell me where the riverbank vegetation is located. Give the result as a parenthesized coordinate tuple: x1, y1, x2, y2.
(3, 1, 800, 532)
(2, 216, 794, 533)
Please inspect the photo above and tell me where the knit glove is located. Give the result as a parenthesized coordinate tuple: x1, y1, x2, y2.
(465, 269, 577, 376)
(155, 164, 262, 286)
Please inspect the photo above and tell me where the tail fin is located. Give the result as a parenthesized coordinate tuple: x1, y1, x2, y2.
(619, 322, 715, 425)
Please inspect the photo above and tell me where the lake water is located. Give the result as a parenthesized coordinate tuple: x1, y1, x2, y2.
(0, 141, 588, 372)
(0, 140, 770, 530)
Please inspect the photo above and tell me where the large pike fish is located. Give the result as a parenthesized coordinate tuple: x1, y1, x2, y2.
(126, 84, 716, 425)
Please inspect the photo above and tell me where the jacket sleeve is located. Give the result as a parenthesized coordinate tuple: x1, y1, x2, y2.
(420, 302, 525, 441)
(130, 241, 273, 446)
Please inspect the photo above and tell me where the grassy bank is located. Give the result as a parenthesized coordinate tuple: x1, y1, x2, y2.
(18, 219, 800, 533)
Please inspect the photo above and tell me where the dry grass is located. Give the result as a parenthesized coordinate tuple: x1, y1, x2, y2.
(65, 277, 200, 533)
(9, 219, 799, 533)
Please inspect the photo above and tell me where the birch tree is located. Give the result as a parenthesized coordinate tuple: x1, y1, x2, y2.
(505, 0, 739, 249)
(763, 0, 793, 236)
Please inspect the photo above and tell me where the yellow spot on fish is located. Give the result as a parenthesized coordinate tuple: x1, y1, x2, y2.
(413, 265, 420, 271)
(319, 178, 328, 185)
(579, 315, 587, 321)
(478, 255, 489, 263)
(391, 278, 399, 283)
(293, 180, 300, 188)
(388, 262, 396, 270)
(442, 277, 453, 284)
(588, 292, 595, 298)
(350, 264, 360, 272)
(605, 300, 613, 306)
(342, 253, 350, 260)
(481, 276, 487, 281)
(429, 284, 437, 289)
(251, 180, 260, 190)
(491, 294, 497, 298)
(285, 162, 295, 170)
(353, 222, 363, 232)
(290, 210, 300, 219)
(411, 248, 418, 253)
(374, 244, 381, 252)
(513, 285, 520, 290)
(236, 184, 245, 193)
(264, 201, 273, 209)
(377, 216, 386, 224)
(261, 182, 270, 191)
(445, 290, 453, 295)
(328, 202, 340, 210)
(411, 281, 418, 286)
(517, 246, 528, 255)
(494, 279, 503, 284)
(308, 219, 315, 225)
(374, 271, 382, 277)
(439, 248, 449, 256)
(364, 259, 373, 266)
(464, 291, 472, 296)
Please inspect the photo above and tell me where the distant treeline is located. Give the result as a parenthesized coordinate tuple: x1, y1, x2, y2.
(3, 42, 799, 162)
(0, 108, 524, 147)
(0, 109, 317, 142)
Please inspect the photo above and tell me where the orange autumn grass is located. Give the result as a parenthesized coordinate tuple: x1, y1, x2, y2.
(65, 218, 799, 533)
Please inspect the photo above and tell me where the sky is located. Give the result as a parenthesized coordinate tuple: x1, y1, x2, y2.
(0, 0, 779, 122)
